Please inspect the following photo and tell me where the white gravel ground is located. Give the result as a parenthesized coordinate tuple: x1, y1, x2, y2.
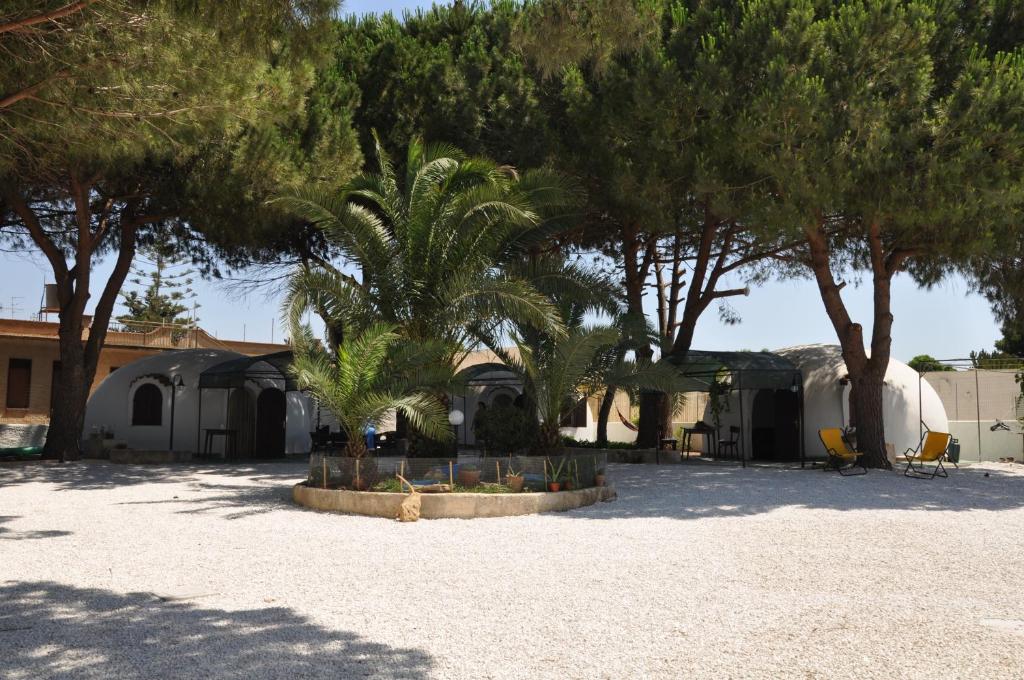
(2, 459, 1023, 679)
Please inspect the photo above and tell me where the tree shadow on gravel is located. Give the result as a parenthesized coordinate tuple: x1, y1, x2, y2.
(0, 460, 308, 492)
(0, 581, 433, 679)
(569, 462, 1024, 521)
(0, 516, 72, 540)
(114, 481, 298, 520)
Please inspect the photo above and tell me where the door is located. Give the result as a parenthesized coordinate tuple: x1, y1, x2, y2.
(772, 389, 800, 461)
(751, 390, 776, 460)
(227, 388, 256, 457)
(255, 388, 286, 458)
(750, 389, 801, 461)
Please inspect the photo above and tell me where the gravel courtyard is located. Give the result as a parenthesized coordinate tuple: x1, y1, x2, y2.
(1, 460, 1023, 680)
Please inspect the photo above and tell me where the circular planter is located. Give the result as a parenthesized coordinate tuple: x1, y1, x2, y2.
(293, 483, 615, 519)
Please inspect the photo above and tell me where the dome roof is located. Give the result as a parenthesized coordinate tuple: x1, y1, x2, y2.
(88, 349, 244, 405)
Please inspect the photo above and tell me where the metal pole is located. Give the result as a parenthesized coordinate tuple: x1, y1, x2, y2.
(169, 386, 177, 452)
(918, 371, 923, 442)
(197, 387, 203, 455)
(738, 371, 745, 467)
(799, 380, 805, 468)
(975, 368, 982, 461)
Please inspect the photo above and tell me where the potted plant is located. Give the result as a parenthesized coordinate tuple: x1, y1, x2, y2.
(594, 467, 606, 487)
(506, 463, 525, 492)
(563, 460, 577, 490)
(457, 463, 481, 488)
(546, 457, 566, 492)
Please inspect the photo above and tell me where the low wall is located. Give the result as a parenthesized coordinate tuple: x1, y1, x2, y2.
(948, 420, 1024, 462)
(293, 483, 616, 519)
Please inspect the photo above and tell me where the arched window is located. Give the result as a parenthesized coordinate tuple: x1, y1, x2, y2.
(132, 384, 163, 426)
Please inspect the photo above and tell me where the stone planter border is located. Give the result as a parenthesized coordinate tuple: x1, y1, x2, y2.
(292, 483, 615, 519)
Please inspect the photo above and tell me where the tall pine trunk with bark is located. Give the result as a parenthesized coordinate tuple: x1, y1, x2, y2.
(804, 220, 902, 469)
(7, 181, 140, 462)
(596, 388, 615, 446)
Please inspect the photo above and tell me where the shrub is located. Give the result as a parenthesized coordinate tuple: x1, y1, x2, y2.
(477, 402, 533, 455)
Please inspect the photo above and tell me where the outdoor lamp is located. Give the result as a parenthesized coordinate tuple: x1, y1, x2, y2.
(169, 374, 184, 452)
(448, 409, 465, 426)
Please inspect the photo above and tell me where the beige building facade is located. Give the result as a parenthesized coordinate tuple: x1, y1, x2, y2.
(1, 318, 287, 426)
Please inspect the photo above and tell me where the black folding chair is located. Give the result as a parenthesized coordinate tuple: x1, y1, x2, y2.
(718, 426, 740, 460)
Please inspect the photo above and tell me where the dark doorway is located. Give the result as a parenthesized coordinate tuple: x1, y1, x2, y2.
(227, 388, 256, 457)
(255, 388, 286, 458)
(750, 389, 800, 461)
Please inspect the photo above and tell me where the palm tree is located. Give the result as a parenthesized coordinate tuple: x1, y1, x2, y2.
(278, 135, 575, 359)
(486, 254, 682, 453)
(289, 322, 452, 458)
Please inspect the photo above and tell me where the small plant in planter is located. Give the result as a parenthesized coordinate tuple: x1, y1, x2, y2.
(546, 457, 567, 492)
(562, 459, 582, 490)
(506, 463, 525, 492)
(456, 463, 481, 488)
(594, 467, 607, 487)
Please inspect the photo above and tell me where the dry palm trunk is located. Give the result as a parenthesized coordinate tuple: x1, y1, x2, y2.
(396, 475, 421, 522)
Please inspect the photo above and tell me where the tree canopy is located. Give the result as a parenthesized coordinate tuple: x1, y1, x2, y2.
(0, 0, 359, 459)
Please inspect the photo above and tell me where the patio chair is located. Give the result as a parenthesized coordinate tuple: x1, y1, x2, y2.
(818, 428, 866, 476)
(718, 426, 740, 460)
(903, 431, 953, 479)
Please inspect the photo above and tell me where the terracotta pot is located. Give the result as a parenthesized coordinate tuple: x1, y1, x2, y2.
(547, 482, 562, 492)
(352, 478, 368, 491)
(507, 475, 525, 492)
(563, 479, 576, 491)
(457, 469, 481, 487)
(594, 474, 606, 487)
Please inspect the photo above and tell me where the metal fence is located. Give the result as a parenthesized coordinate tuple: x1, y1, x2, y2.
(308, 452, 608, 492)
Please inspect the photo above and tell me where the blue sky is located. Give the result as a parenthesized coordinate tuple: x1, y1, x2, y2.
(0, 0, 1002, 360)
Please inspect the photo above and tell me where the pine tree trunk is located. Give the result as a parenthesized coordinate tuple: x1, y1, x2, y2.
(850, 371, 888, 468)
(804, 219, 900, 470)
(635, 343, 660, 447)
(659, 393, 674, 442)
(44, 332, 90, 462)
(596, 388, 615, 447)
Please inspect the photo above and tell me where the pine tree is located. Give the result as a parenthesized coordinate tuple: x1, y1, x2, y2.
(0, 1, 357, 461)
(118, 245, 199, 331)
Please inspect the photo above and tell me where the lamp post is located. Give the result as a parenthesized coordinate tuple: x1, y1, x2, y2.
(169, 374, 185, 452)
(448, 409, 464, 455)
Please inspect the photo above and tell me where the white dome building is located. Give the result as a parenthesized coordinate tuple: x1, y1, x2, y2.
(776, 344, 948, 461)
(83, 349, 314, 457)
(697, 344, 949, 463)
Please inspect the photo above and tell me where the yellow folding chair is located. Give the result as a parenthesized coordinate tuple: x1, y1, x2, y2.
(818, 428, 866, 476)
(903, 431, 953, 479)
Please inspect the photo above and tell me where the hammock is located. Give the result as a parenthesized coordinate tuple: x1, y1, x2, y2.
(616, 407, 638, 432)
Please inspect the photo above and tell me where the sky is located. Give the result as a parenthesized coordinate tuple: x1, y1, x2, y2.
(0, 0, 1003, 361)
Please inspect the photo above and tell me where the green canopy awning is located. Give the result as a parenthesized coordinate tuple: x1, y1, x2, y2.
(198, 351, 298, 391)
(668, 350, 801, 392)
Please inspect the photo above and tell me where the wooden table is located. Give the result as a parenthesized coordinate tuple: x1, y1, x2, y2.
(681, 424, 717, 459)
